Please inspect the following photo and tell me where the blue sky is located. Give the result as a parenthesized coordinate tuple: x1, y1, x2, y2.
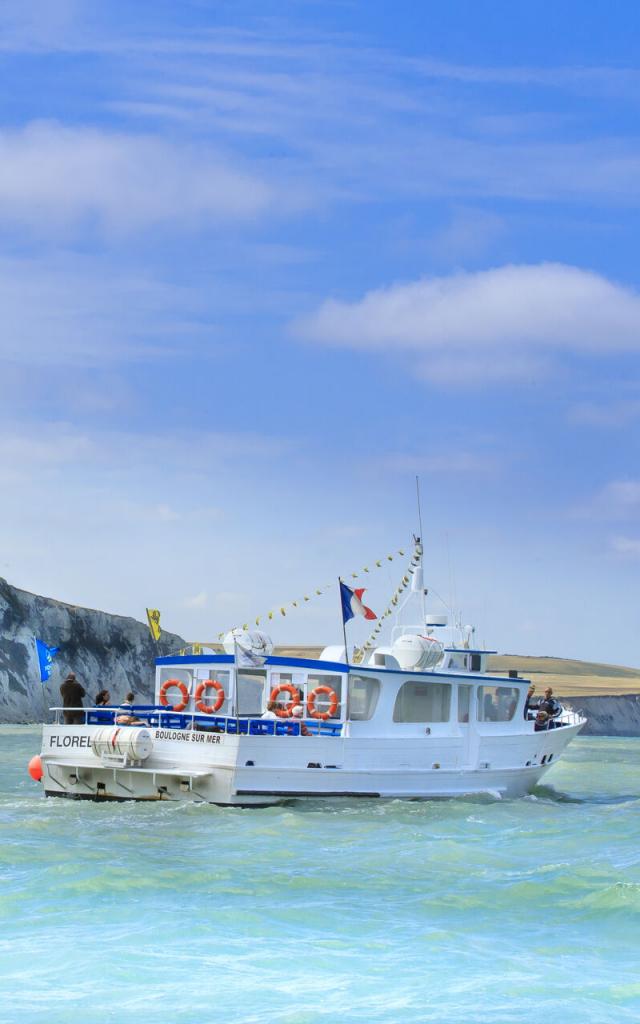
(0, 1, 639, 666)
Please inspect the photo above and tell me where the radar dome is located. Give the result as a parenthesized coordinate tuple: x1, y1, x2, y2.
(223, 629, 273, 659)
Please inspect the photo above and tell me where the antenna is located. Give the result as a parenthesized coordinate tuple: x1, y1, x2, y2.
(415, 475, 424, 542)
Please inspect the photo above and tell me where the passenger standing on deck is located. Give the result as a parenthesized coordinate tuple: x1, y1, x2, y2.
(524, 684, 537, 719)
(539, 687, 562, 719)
(261, 701, 279, 720)
(60, 672, 86, 725)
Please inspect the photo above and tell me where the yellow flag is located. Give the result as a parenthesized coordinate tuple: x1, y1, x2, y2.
(192, 643, 202, 655)
(146, 608, 161, 642)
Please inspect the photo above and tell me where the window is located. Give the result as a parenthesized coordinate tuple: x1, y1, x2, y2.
(458, 685, 471, 723)
(194, 668, 231, 715)
(306, 674, 342, 719)
(393, 681, 451, 723)
(477, 685, 519, 722)
(470, 654, 482, 672)
(270, 671, 306, 701)
(159, 667, 193, 697)
(237, 671, 266, 716)
(348, 675, 381, 721)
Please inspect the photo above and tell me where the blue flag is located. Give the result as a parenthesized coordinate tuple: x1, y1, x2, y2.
(35, 638, 59, 683)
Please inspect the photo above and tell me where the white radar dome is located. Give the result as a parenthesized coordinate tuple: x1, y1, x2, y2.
(391, 634, 445, 671)
(223, 629, 273, 659)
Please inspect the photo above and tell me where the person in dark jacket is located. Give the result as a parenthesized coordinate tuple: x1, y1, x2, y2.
(539, 686, 562, 720)
(60, 672, 86, 725)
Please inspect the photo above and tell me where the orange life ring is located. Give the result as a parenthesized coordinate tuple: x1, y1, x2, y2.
(159, 679, 190, 712)
(194, 679, 225, 714)
(269, 683, 301, 718)
(307, 685, 339, 720)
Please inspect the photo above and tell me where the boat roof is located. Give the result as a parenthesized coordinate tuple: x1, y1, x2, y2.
(155, 653, 531, 685)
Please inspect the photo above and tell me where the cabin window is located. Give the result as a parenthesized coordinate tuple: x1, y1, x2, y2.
(159, 667, 193, 695)
(269, 671, 306, 702)
(306, 674, 342, 719)
(393, 681, 451, 723)
(348, 675, 381, 721)
(470, 654, 482, 672)
(237, 670, 266, 716)
(476, 685, 519, 722)
(194, 668, 231, 715)
(458, 685, 472, 723)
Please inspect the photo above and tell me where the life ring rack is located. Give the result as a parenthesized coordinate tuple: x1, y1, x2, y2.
(307, 685, 339, 720)
(159, 679, 190, 712)
(269, 683, 300, 718)
(194, 679, 225, 714)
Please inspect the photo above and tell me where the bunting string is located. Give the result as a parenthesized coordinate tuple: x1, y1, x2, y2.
(353, 542, 423, 662)
(216, 547, 409, 639)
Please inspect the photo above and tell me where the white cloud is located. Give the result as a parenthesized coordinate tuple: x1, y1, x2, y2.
(294, 263, 640, 383)
(579, 480, 640, 521)
(611, 536, 640, 558)
(184, 591, 208, 609)
(0, 254, 216, 367)
(568, 399, 640, 428)
(0, 121, 273, 234)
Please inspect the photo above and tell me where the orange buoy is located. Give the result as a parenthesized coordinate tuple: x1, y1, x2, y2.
(269, 683, 301, 718)
(28, 755, 43, 782)
(159, 678, 190, 711)
(307, 685, 339, 720)
(194, 679, 225, 714)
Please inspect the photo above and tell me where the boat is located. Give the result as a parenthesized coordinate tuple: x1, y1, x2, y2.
(31, 543, 586, 805)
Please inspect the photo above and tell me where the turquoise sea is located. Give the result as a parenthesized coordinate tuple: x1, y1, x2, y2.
(1, 728, 639, 1024)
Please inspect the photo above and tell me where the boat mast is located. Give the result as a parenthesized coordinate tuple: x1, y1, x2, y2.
(414, 476, 427, 629)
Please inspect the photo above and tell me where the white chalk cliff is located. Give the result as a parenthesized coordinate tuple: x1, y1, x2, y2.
(0, 578, 185, 723)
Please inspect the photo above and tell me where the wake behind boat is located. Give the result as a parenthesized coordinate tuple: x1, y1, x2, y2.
(31, 541, 586, 805)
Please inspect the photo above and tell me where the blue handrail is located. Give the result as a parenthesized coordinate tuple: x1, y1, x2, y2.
(82, 705, 343, 735)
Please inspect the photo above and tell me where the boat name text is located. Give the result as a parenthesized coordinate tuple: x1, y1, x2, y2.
(155, 729, 222, 744)
(49, 734, 92, 748)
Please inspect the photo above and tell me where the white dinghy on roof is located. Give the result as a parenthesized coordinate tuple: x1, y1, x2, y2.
(35, 539, 585, 806)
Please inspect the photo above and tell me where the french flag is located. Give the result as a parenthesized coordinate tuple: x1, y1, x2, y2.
(340, 581, 377, 623)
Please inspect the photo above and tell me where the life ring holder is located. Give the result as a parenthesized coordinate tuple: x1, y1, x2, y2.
(194, 679, 225, 714)
(307, 685, 339, 720)
(269, 683, 300, 718)
(159, 679, 190, 712)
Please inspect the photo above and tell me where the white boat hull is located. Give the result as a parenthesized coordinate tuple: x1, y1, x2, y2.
(40, 719, 583, 805)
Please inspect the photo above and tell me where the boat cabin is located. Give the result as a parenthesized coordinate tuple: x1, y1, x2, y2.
(151, 651, 530, 738)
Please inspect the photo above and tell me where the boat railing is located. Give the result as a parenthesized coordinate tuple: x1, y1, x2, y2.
(525, 706, 584, 729)
(49, 706, 343, 737)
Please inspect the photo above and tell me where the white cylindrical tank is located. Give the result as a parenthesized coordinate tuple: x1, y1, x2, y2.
(391, 634, 445, 670)
(92, 727, 153, 762)
(425, 614, 448, 627)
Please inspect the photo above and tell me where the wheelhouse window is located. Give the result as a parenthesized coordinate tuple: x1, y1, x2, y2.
(348, 675, 381, 721)
(306, 674, 342, 719)
(393, 681, 451, 723)
(476, 685, 519, 722)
